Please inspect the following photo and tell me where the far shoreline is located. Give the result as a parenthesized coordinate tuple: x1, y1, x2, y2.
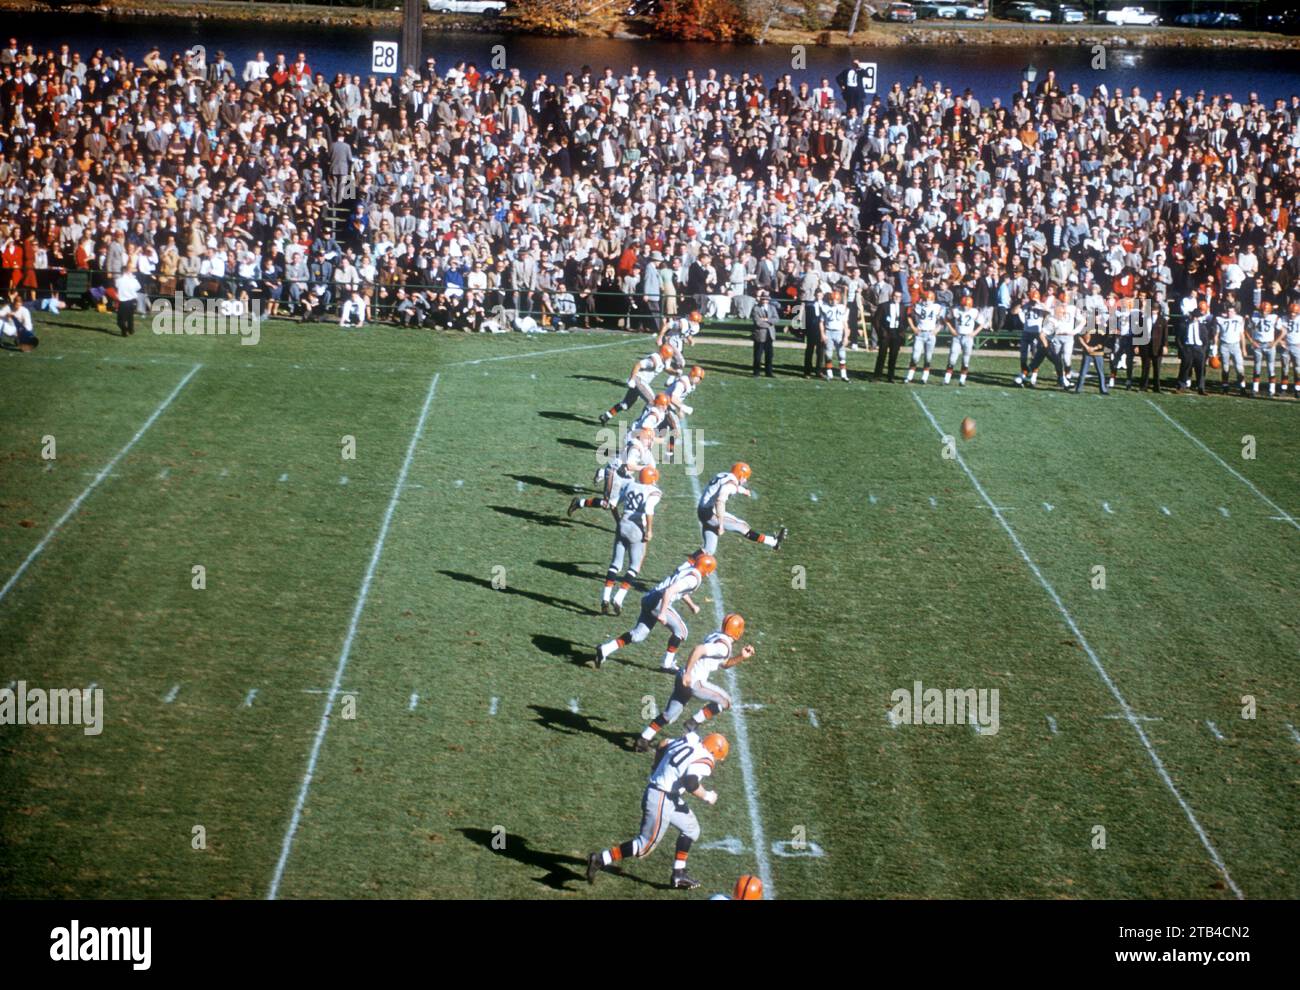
(5, 0, 1300, 51)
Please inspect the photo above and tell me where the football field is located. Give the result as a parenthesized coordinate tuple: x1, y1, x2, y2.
(2, 312, 1297, 900)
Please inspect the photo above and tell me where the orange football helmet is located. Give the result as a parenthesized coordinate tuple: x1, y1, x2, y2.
(693, 553, 717, 577)
(659, 343, 675, 361)
(722, 613, 745, 639)
(639, 466, 660, 485)
(731, 462, 752, 483)
(689, 365, 705, 383)
(653, 393, 671, 408)
(702, 733, 729, 763)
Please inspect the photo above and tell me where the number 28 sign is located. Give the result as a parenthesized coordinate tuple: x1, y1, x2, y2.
(371, 41, 398, 75)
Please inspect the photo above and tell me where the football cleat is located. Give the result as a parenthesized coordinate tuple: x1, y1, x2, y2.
(587, 853, 603, 884)
(673, 871, 702, 890)
(634, 736, 652, 753)
(594, 646, 607, 668)
(610, 600, 622, 616)
(774, 526, 788, 551)
(599, 411, 611, 425)
(567, 498, 580, 518)
(601, 601, 611, 615)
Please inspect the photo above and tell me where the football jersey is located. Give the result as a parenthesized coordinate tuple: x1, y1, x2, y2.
(1283, 315, 1300, 343)
(684, 631, 734, 685)
(699, 471, 742, 512)
(1217, 315, 1244, 345)
(914, 301, 943, 333)
(1023, 305, 1046, 334)
(618, 434, 656, 474)
(953, 307, 979, 335)
(648, 733, 714, 795)
(629, 352, 666, 388)
(618, 481, 662, 531)
(1251, 314, 1279, 345)
(632, 404, 668, 433)
(651, 565, 703, 607)
(821, 302, 849, 333)
(665, 374, 696, 406)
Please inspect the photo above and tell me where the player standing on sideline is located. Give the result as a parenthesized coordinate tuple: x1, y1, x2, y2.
(821, 290, 851, 381)
(595, 553, 713, 671)
(1248, 300, 1282, 397)
(602, 466, 663, 615)
(942, 294, 980, 387)
(634, 614, 754, 751)
(569, 426, 656, 516)
(587, 731, 729, 890)
(1281, 302, 1300, 397)
(697, 462, 786, 555)
(600, 344, 674, 424)
(1213, 300, 1248, 395)
(1108, 296, 1137, 391)
(1013, 291, 1048, 387)
(905, 290, 942, 384)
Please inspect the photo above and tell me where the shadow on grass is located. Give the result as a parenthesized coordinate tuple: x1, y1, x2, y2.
(568, 373, 622, 386)
(488, 504, 609, 532)
(436, 570, 598, 616)
(527, 704, 638, 752)
(506, 473, 582, 494)
(538, 410, 602, 426)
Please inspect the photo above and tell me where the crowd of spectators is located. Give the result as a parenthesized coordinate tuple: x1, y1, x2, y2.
(0, 36, 1298, 382)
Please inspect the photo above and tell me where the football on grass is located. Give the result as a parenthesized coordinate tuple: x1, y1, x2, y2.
(961, 417, 976, 440)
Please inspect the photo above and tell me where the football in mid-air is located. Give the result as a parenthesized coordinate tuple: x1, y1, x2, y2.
(961, 417, 976, 440)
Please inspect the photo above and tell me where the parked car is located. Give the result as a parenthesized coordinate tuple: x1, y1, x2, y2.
(1052, 3, 1086, 22)
(912, 1, 943, 17)
(881, 1, 919, 20)
(933, 2, 962, 16)
(953, 2, 987, 17)
(1175, 10, 1243, 27)
(426, 0, 505, 13)
(1099, 5, 1161, 24)
(1002, 1, 1053, 20)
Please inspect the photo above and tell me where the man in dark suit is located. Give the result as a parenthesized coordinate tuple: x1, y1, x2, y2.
(751, 289, 778, 377)
(1175, 300, 1212, 395)
(873, 289, 906, 381)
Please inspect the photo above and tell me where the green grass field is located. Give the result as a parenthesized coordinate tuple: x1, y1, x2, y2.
(1, 310, 1297, 900)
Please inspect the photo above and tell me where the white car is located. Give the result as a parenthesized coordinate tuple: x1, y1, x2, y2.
(934, 3, 961, 17)
(426, 0, 506, 13)
(1003, 2, 1052, 20)
(1100, 5, 1160, 24)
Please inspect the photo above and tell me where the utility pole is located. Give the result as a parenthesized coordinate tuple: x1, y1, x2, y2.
(403, 0, 423, 75)
(848, 0, 864, 38)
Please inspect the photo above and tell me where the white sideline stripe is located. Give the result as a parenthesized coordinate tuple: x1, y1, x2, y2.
(408, 693, 419, 711)
(163, 684, 180, 704)
(1146, 400, 1299, 532)
(267, 371, 441, 900)
(682, 415, 774, 900)
(0, 363, 201, 605)
(1103, 713, 1163, 722)
(912, 391, 1243, 900)
(242, 689, 258, 708)
(1046, 715, 1058, 735)
(489, 696, 499, 716)
(446, 336, 639, 367)
(1205, 721, 1225, 741)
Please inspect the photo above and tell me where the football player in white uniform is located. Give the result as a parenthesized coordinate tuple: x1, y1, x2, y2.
(657, 310, 701, 371)
(905, 290, 943, 384)
(1248, 300, 1282, 396)
(602, 466, 663, 615)
(631, 391, 673, 439)
(696, 461, 786, 555)
(661, 365, 705, 463)
(821, 290, 851, 381)
(569, 426, 657, 516)
(600, 344, 674, 424)
(596, 553, 713, 671)
(587, 731, 730, 891)
(635, 613, 754, 751)
(1014, 290, 1050, 387)
(1281, 302, 1300, 398)
(1213, 301, 1248, 394)
(942, 294, 980, 387)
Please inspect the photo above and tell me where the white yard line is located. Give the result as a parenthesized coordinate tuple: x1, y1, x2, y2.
(267, 371, 441, 900)
(1146, 399, 1299, 532)
(445, 336, 640, 368)
(0, 363, 201, 604)
(489, 696, 499, 716)
(912, 392, 1243, 900)
(682, 414, 774, 900)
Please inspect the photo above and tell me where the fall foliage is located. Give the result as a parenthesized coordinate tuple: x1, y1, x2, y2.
(654, 0, 754, 41)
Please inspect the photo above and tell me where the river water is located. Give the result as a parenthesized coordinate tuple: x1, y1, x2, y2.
(6, 13, 1300, 101)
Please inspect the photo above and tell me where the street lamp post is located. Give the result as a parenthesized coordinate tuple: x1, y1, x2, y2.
(403, 0, 423, 75)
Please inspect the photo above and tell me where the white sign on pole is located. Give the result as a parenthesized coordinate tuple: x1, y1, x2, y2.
(372, 41, 399, 75)
(860, 61, 877, 94)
